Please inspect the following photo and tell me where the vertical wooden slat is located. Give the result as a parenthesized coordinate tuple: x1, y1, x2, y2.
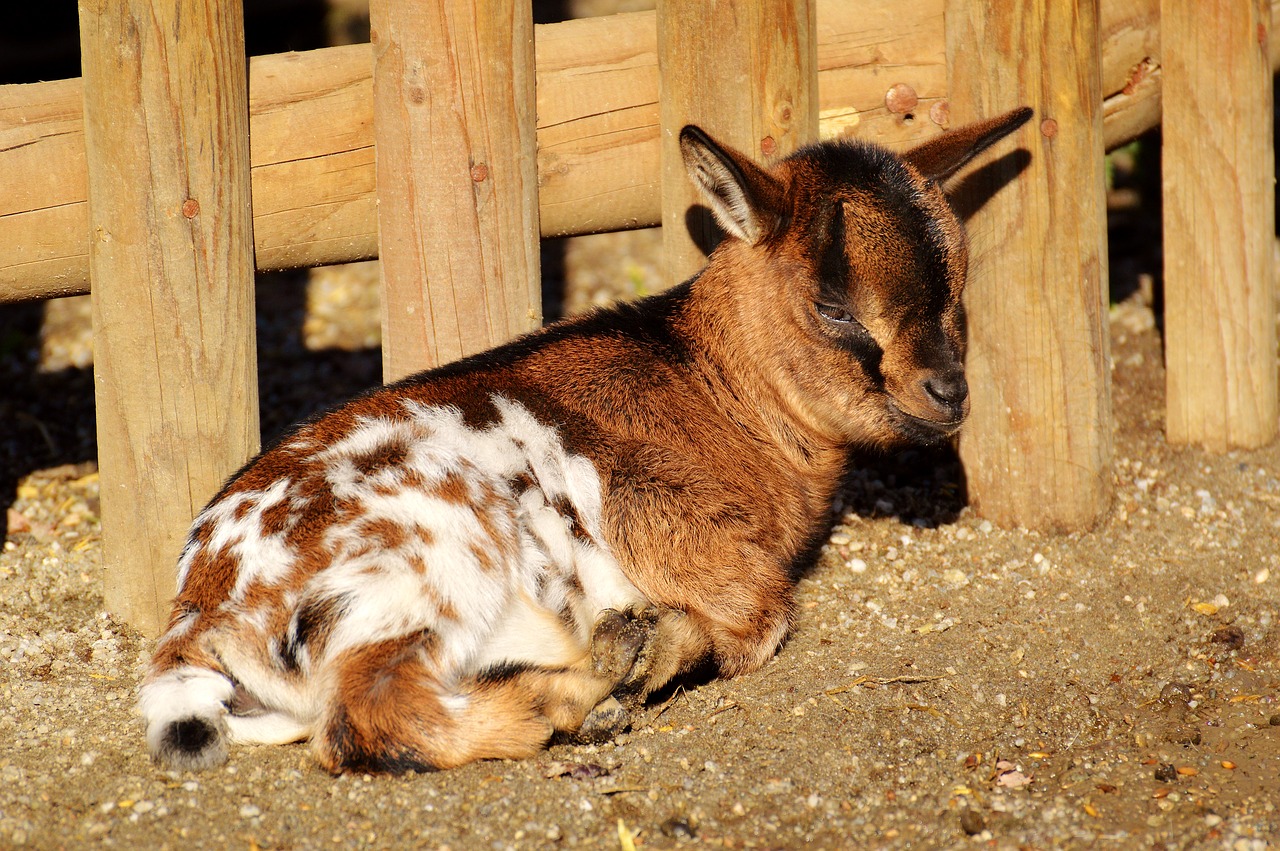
(1162, 0, 1277, 451)
(78, 0, 260, 635)
(946, 0, 1113, 531)
(658, 0, 818, 285)
(371, 0, 541, 383)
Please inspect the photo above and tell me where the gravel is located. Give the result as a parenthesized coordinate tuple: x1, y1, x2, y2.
(2, 270, 1279, 848)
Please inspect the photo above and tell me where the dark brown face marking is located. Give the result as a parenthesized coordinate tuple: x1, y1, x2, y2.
(468, 542, 503, 576)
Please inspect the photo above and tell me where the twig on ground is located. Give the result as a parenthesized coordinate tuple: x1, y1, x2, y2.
(824, 673, 948, 696)
(650, 686, 686, 724)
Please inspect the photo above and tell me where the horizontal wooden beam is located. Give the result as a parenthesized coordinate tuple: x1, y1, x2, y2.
(3, 0, 1277, 303)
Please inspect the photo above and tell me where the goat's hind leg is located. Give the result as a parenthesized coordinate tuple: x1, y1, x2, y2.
(474, 659, 619, 742)
(314, 603, 624, 772)
(312, 631, 561, 774)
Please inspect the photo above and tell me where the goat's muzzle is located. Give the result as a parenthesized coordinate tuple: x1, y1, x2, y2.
(886, 369, 970, 444)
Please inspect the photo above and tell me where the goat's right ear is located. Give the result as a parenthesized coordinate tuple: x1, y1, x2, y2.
(680, 126, 785, 244)
(902, 106, 1034, 185)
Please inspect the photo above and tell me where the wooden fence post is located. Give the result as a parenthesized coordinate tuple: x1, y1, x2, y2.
(658, 0, 818, 285)
(78, 0, 260, 635)
(1161, 0, 1277, 451)
(946, 0, 1113, 531)
(371, 0, 541, 382)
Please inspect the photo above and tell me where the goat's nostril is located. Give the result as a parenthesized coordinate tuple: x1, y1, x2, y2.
(923, 373, 969, 411)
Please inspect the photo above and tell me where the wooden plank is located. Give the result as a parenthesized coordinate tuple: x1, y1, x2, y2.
(947, 0, 1113, 531)
(1161, 0, 1277, 450)
(658, 0, 818, 285)
(7, 0, 1280, 301)
(78, 0, 260, 635)
(370, 0, 540, 381)
(247, 46, 379, 273)
(0, 77, 87, 301)
(534, 12, 661, 237)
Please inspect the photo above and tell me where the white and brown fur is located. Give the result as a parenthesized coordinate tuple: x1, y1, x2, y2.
(141, 107, 1032, 774)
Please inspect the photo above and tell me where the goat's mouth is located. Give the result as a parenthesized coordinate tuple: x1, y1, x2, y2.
(886, 402, 965, 444)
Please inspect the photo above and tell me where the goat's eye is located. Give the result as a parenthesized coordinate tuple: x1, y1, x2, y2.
(815, 303, 855, 324)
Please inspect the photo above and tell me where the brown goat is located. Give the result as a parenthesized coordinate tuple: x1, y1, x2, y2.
(140, 107, 1032, 774)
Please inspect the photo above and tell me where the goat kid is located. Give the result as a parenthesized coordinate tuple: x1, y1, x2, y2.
(141, 107, 1032, 774)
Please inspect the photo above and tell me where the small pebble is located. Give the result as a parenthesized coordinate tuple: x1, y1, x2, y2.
(959, 808, 986, 836)
(1153, 764, 1177, 783)
(239, 804, 261, 819)
(1209, 625, 1245, 650)
(660, 817, 696, 839)
(1158, 682, 1193, 710)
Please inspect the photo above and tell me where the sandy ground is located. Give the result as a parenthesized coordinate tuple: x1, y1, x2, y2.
(3, 244, 1280, 851)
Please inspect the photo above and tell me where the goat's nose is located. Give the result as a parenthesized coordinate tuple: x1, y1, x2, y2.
(922, 371, 969, 417)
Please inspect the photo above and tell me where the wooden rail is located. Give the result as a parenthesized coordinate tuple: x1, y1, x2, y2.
(8, 0, 1280, 303)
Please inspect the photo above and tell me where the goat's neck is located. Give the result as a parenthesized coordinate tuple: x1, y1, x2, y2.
(678, 258, 848, 487)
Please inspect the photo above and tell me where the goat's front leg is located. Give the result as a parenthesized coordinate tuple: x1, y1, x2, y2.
(595, 607, 706, 698)
(576, 556, 794, 745)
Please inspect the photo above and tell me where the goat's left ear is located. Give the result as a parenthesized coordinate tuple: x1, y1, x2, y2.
(680, 125, 786, 244)
(902, 106, 1034, 185)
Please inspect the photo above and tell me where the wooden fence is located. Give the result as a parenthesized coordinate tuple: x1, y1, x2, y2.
(0, 0, 1275, 635)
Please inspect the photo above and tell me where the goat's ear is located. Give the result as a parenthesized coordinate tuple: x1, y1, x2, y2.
(902, 106, 1034, 185)
(680, 125, 785, 244)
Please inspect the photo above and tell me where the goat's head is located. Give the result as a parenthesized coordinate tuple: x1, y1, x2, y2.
(681, 107, 1032, 448)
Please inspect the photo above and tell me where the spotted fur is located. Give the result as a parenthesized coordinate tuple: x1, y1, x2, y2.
(141, 108, 1032, 773)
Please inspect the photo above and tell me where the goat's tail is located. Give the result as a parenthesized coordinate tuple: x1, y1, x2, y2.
(139, 664, 235, 771)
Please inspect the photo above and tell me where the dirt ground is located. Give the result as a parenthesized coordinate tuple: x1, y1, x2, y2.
(3, 216, 1280, 851)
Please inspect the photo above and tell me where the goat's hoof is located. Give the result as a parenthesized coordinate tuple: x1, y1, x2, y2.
(571, 695, 631, 744)
(590, 607, 658, 682)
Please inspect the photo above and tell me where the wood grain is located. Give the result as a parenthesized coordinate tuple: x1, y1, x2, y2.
(78, 0, 260, 635)
(948, 0, 1114, 531)
(370, 0, 540, 381)
(1161, 0, 1277, 450)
